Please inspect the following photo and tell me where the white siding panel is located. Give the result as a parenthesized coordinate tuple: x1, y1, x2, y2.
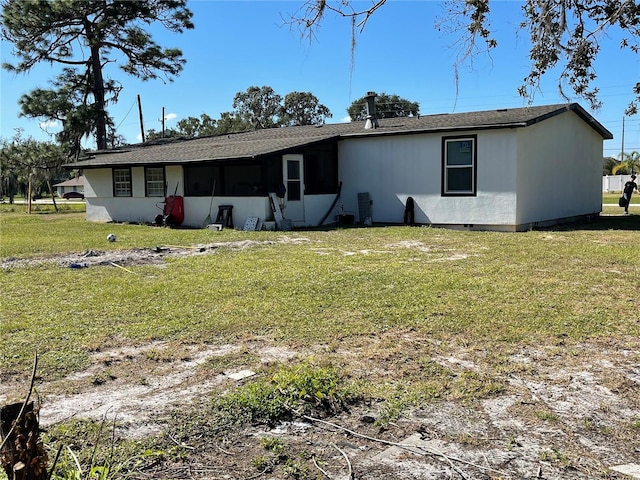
(516, 111, 602, 226)
(84, 168, 110, 197)
(84, 168, 113, 223)
(339, 130, 519, 226)
(303, 194, 338, 226)
(339, 135, 440, 224)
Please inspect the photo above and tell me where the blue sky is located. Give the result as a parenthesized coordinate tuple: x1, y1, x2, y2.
(1, 0, 638, 158)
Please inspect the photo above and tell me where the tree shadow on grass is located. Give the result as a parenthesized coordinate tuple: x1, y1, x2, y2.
(541, 214, 640, 232)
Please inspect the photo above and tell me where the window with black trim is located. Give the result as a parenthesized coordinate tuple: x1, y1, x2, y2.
(113, 168, 132, 197)
(145, 167, 165, 197)
(442, 136, 476, 195)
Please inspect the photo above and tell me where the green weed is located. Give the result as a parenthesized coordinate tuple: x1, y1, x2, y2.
(538, 447, 569, 465)
(213, 361, 356, 427)
(43, 419, 164, 480)
(535, 410, 559, 422)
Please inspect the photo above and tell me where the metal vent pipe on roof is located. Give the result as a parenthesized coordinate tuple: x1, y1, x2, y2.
(365, 91, 379, 129)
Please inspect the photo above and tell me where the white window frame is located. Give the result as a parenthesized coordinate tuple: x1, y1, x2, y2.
(145, 167, 165, 197)
(113, 168, 132, 197)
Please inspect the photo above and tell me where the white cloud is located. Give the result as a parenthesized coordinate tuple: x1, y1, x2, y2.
(341, 115, 352, 123)
(164, 112, 177, 122)
(39, 120, 61, 130)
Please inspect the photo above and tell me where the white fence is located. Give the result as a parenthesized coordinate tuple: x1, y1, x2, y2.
(603, 175, 636, 192)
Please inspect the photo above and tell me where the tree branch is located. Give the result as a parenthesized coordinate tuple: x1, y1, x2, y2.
(294, 410, 507, 478)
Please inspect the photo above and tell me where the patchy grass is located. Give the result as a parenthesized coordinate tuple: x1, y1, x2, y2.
(43, 419, 164, 480)
(1, 213, 640, 380)
(211, 361, 356, 427)
(2, 210, 640, 479)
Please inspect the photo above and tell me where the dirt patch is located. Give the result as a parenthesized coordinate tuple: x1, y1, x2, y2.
(1, 337, 638, 479)
(1, 237, 472, 271)
(2, 341, 302, 439)
(0, 239, 297, 270)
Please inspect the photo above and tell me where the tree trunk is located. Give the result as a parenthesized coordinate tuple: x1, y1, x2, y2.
(85, 13, 108, 151)
(27, 178, 32, 214)
(47, 179, 58, 212)
(0, 402, 48, 480)
(91, 45, 107, 150)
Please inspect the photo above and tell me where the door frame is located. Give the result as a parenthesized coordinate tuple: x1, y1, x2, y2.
(283, 154, 305, 224)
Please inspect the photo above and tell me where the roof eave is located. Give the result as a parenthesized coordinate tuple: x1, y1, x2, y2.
(339, 123, 528, 140)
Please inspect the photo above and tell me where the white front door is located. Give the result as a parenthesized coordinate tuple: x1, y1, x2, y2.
(283, 154, 305, 223)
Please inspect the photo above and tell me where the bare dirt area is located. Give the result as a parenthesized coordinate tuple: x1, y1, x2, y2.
(0, 238, 291, 270)
(2, 242, 640, 479)
(1, 335, 639, 479)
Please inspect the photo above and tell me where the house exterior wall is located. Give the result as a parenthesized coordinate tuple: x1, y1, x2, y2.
(515, 111, 602, 228)
(338, 112, 603, 230)
(81, 111, 605, 231)
(300, 194, 338, 226)
(338, 130, 519, 227)
(84, 167, 173, 223)
(84, 165, 336, 228)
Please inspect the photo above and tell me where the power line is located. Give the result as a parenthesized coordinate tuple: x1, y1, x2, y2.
(115, 98, 138, 130)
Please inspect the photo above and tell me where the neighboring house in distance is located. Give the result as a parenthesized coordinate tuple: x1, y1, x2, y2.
(53, 175, 84, 197)
(68, 100, 612, 232)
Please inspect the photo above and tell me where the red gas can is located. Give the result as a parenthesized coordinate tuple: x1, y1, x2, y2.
(163, 195, 184, 226)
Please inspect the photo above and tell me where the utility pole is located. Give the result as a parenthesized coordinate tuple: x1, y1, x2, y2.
(137, 94, 145, 143)
(162, 107, 165, 138)
(621, 116, 625, 163)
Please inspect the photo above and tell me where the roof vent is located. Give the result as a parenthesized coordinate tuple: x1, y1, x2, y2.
(364, 91, 379, 129)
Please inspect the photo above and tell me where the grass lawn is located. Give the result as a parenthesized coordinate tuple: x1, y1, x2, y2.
(2, 209, 639, 378)
(1, 205, 639, 479)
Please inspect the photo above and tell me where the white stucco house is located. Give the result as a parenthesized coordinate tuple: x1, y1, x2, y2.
(68, 101, 612, 232)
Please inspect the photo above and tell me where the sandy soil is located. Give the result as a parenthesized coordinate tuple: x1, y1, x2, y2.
(1, 337, 638, 479)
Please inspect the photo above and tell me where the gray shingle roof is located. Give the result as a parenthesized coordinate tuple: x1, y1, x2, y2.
(70, 103, 612, 168)
(53, 175, 84, 187)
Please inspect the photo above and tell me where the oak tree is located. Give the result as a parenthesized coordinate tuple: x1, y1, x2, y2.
(176, 114, 219, 137)
(0, 131, 67, 206)
(215, 112, 253, 134)
(347, 93, 419, 121)
(233, 86, 283, 129)
(287, 0, 640, 114)
(281, 91, 332, 126)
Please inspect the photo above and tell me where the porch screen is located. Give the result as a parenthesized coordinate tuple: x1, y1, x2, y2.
(184, 158, 280, 197)
(442, 136, 476, 196)
(304, 149, 338, 195)
(184, 165, 221, 196)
